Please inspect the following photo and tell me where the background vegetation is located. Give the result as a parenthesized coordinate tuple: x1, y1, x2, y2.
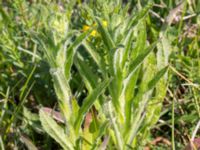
(0, 0, 200, 149)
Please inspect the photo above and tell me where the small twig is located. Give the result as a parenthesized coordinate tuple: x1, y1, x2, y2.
(191, 120, 200, 141)
(169, 65, 200, 90)
(153, 3, 167, 8)
(183, 14, 197, 20)
(149, 10, 165, 23)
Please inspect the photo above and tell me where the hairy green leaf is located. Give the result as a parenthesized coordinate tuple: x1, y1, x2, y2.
(126, 2, 153, 30)
(74, 78, 111, 134)
(39, 109, 74, 150)
(96, 18, 115, 50)
(65, 29, 93, 80)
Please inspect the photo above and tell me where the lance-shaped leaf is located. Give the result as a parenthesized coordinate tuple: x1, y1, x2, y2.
(123, 22, 147, 128)
(130, 21, 147, 60)
(51, 69, 72, 122)
(121, 29, 134, 68)
(126, 2, 153, 30)
(96, 18, 115, 50)
(65, 28, 93, 80)
(111, 47, 124, 122)
(128, 41, 157, 76)
(108, 102, 123, 150)
(143, 66, 169, 128)
(126, 66, 168, 144)
(147, 66, 169, 90)
(74, 78, 111, 134)
(36, 35, 57, 68)
(91, 121, 110, 149)
(39, 109, 74, 150)
(113, 47, 123, 94)
(123, 42, 158, 115)
(74, 53, 98, 93)
(82, 41, 101, 69)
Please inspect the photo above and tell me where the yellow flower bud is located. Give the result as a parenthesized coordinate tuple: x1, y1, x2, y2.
(90, 30, 97, 37)
(102, 20, 108, 27)
(83, 25, 90, 31)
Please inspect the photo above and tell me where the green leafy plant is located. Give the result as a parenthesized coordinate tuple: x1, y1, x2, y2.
(4, 0, 200, 149)
(36, 1, 169, 149)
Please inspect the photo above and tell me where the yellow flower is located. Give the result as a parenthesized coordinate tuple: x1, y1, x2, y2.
(93, 20, 107, 27)
(102, 20, 108, 27)
(83, 25, 90, 31)
(90, 30, 97, 36)
(82, 25, 97, 37)
(82, 20, 108, 37)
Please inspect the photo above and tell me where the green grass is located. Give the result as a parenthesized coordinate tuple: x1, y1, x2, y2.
(0, 0, 200, 149)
